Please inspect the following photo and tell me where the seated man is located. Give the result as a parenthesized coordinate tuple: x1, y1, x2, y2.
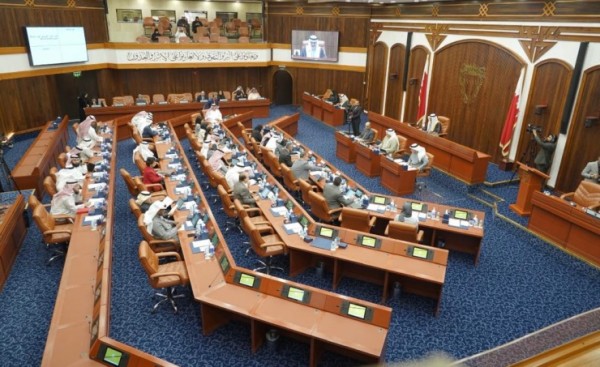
(135, 191, 154, 213)
(247, 87, 261, 100)
(132, 111, 152, 134)
(291, 150, 321, 180)
(356, 121, 375, 143)
(204, 103, 223, 124)
(142, 157, 165, 191)
(56, 160, 85, 191)
(233, 173, 256, 207)
(208, 143, 229, 174)
(226, 161, 253, 190)
(50, 180, 82, 216)
(323, 176, 354, 211)
(204, 96, 219, 109)
(379, 128, 400, 155)
(581, 156, 600, 183)
(141, 120, 159, 139)
(278, 141, 294, 168)
(132, 141, 155, 163)
(394, 202, 419, 225)
(196, 91, 207, 102)
(143, 200, 182, 244)
(77, 115, 103, 144)
(252, 124, 263, 143)
(232, 86, 247, 100)
(417, 113, 442, 135)
(407, 143, 429, 171)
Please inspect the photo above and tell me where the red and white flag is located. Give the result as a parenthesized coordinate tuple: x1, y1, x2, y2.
(499, 68, 525, 157)
(416, 56, 430, 125)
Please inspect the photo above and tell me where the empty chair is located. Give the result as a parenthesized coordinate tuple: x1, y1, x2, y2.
(234, 199, 271, 233)
(339, 207, 376, 233)
(138, 240, 189, 313)
(136, 36, 151, 43)
(298, 178, 317, 207)
(152, 94, 165, 104)
(143, 17, 155, 36)
(281, 164, 299, 196)
(157, 17, 172, 36)
(308, 190, 342, 224)
(437, 116, 451, 137)
(222, 91, 232, 100)
(238, 26, 249, 38)
(560, 180, 600, 209)
(217, 184, 242, 233)
(209, 34, 219, 43)
(250, 18, 262, 38)
(218, 36, 228, 44)
(31, 205, 73, 265)
(242, 216, 286, 275)
(385, 221, 424, 243)
(43, 176, 57, 198)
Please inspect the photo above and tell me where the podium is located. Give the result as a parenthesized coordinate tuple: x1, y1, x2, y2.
(509, 162, 549, 216)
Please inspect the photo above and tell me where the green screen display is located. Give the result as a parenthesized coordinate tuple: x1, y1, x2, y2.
(103, 347, 122, 366)
(319, 227, 334, 238)
(347, 303, 367, 319)
(220, 256, 229, 272)
(373, 196, 386, 204)
(239, 273, 255, 287)
(412, 247, 429, 259)
(287, 287, 305, 302)
(454, 210, 468, 220)
(411, 202, 423, 211)
(361, 236, 376, 247)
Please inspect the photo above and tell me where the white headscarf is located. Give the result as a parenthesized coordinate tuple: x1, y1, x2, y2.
(143, 200, 167, 233)
(427, 114, 439, 133)
(338, 93, 348, 106)
(135, 191, 152, 206)
(411, 143, 427, 161)
(132, 142, 155, 163)
(132, 111, 152, 133)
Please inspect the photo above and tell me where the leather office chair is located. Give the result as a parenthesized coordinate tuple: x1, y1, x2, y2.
(339, 207, 376, 233)
(72, 122, 79, 136)
(298, 179, 317, 207)
(196, 36, 210, 44)
(157, 17, 172, 37)
(129, 198, 142, 219)
(136, 216, 180, 253)
(308, 190, 342, 224)
(120, 168, 167, 199)
(142, 17, 155, 36)
(392, 135, 409, 158)
(560, 181, 600, 209)
(152, 94, 165, 104)
(136, 36, 150, 44)
(261, 147, 282, 179)
(217, 184, 242, 233)
(223, 91, 232, 100)
(133, 176, 166, 195)
(43, 175, 57, 198)
(133, 151, 147, 174)
(139, 94, 151, 104)
(281, 164, 299, 197)
(235, 198, 270, 256)
(437, 116, 450, 137)
(238, 36, 250, 44)
(417, 153, 435, 178)
(250, 137, 263, 161)
(49, 167, 58, 182)
(242, 216, 286, 275)
(138, 240, 189, 313)
(57, 152, 67, 168)
(238, 27, 249, 38)
(31, 205, 73, 265)
(385, 221, 424, 243)
(250, 18, 262, 38)
(179, 36, 192, 44)
(218, 36, 228, 44)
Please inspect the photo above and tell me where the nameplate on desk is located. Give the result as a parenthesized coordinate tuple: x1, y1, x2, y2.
(83, 214, 104, 226)
(179, 100, 189, 104)
(114, 103, 124, 107)
(191, 239, 210, 254)
(136, 102, 147, 106)
(270, 206, 287, 217)
(91, 104, 101, 108)
(283, 222, 303, 235)
(366, 203, 386, 213)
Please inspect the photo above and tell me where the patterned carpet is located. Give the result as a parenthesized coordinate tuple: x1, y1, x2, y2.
(0, 106, 598, 367)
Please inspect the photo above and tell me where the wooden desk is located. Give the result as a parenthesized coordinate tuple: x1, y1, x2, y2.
(269, 113, 300, 137)
(354, 141, 382, 177)
(369, 112, 490, 185)
(335, 131, 357, 163)
(380, 156, 417, 196)
(0, 195, 27, 291)
(12, 117, 69, 199)
(528, 192, 600, 266)
(302, 93, 345, 126)
(86, 99, 270, 140)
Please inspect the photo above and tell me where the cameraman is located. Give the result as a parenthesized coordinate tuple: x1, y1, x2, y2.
(532, 129, 557, 173)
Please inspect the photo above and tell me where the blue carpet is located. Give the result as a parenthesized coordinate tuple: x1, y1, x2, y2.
(0, 107, 599, 367)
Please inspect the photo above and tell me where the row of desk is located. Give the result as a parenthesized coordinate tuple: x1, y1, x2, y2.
(268, 115, 486, 266)
(12, 117, 69, 199)
(0, 195, 27, 292)
(158, 121, 393, 366)
(302, 93, 345, 127)
(86, 99, 271, 141)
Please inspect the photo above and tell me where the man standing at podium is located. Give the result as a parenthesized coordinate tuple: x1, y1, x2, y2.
(581, 156, 600, 183)
(532, 130, 557, 173)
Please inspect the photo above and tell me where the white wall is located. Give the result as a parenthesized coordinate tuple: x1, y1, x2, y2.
(106, 0, 262, 42)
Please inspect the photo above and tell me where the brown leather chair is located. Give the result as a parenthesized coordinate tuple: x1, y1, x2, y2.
(308, 190, 342, 223)
(418, 153, 435, 178)
(196, 36, 210, 44)
(152, 94, 165, 104)
(136, 36, 151, 43)
(72, 122, 79, 136)
(120, 168, 166, 198)
(238, 36, 250, 43)
(339, 207, 376, 233)
(129, 198, 142, 219)
(57, 152, 67, 168)
(133, 151, 147, 174)
(298, 178, 317, 206)
(157, 17, 172, 36)
(261, 147, 281, 179)
(137, 216, 179, 253)
(133, 176, 166, 195)
(250, 137, 263, 162)
(242, 216, 286, 275)
(31, 205, 73, 265)
(437, 116, 450, 137)
(43, 175, 57, 198)
(560, 181, 600, 209)
(138, 240, 189, 313)
(218, 36, 228, 44)
(238, 27, 250, 38)
(234, 199, 271, 233)
(385, 221, 424, 243)
(49, 166, 58, 182)
(143, 17, 155, 36)
(217, 184, 241, 232)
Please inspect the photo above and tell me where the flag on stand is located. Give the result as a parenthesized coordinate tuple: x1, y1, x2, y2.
(499, 68, 525, 157)
(416, 56, 429, 125)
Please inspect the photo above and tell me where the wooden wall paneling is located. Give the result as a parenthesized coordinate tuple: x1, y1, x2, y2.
(384, 44, 405, 119)
(514, 60, 572, 167)
(428, 40, 524, 163)
(367, 42, 388, 114)
(403, 46, 429, 124)
(556, 66, 600, 193)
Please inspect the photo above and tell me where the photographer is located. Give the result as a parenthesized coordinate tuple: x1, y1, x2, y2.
(532, 129, 557, 173)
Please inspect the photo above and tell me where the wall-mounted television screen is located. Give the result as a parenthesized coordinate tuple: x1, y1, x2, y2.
(291, 30, 339, 62)
(24, 27, 88, 67)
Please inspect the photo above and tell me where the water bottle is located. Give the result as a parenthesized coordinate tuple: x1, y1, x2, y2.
(390, 200, 396, 212)
(331, 237, 339, 251)
(205, 244, 214, 260)
(300, 225, 307, 239)
(91, 218, 97, 231)
(473, 215, 479, 227)
(431, 207, 437, 219)
(195, 219, 203, 239)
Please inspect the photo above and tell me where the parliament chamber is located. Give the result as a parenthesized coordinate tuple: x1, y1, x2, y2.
(1, 1, 599, 367)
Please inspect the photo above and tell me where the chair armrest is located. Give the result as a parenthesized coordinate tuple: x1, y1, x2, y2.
(589, 204, 600, 211)
(416, 230, 424, 243)
(150, 271, 185, 281)
(560, 192, 574, 200)
(260, 241, 286, 249)
(438, 132, 447, 137)
(257, 226, 275, 235)
(369, 216, 377, 227)
(44, 229, 72, 235)
(252, 219, 272, 227)
(150, 240, 179, 251)
(384, 224, 389, 236)
(244, 207, 262, 216)
(144, 183, 164, 190)
(53, 214, 75, 222)
(328, 207, 343, 215)
(156, 251, 182, 260)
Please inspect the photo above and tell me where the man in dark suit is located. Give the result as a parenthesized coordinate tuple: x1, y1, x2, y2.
(233, 173, 256, 207)
(323, 176, 353, 212)
(357, 121, 375, 143)
(291, 150, 320, 180)
(278, 141, 294, 167)
(533, 129, 557, 173)
(346, 98, 363, 136)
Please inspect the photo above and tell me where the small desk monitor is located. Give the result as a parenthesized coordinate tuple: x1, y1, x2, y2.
(453, 210, 469, 220)
(96, 344, 129, 367)
(358, 235, 381, 249)
(410, 202, 427, 212)
(370, 195, 388, 205)
(317, 226, 337, 239)
(211, 232, 219, 247)
(408, 245, 434, 260)
(285, 199, 294, 211)
(281, 285, 311, 303)
(298, 215, 309, 228)
(341, 301, 373, 321)
(259, 187, 272, 199)
(234, 271, 261, 289)
(219, 254, 230, 274)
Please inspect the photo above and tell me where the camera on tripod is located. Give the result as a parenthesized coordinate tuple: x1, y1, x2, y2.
(0, 132, 14, 149)
(526, 124, 542, 133)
